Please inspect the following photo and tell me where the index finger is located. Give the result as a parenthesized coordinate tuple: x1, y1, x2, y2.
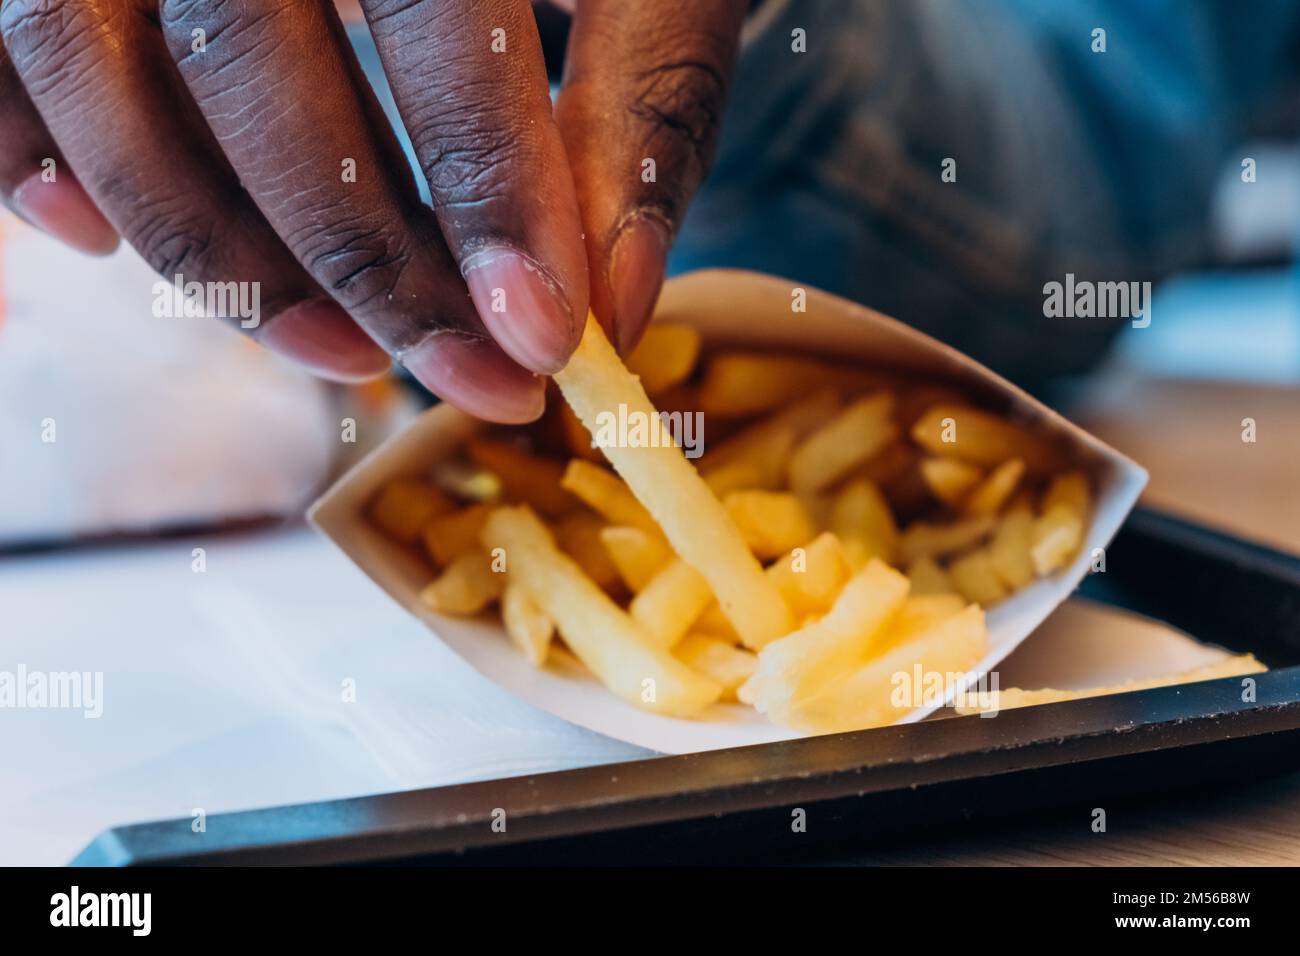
(359, 0, 590, 374)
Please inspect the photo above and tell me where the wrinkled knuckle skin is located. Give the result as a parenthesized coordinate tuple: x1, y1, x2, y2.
(627, 57, 728, 186)
(301, 225, 413, 319)
(414, 124, 519, 211)
(0, 0, 99, 83)
(128, 207, 231, 281)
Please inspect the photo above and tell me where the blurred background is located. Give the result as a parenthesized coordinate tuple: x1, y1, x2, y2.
(1, 0, 1297, 864)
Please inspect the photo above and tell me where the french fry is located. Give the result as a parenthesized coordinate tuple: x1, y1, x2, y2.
(963, 458, 1025, 517)
(431, 460, 503, 503)
(919, 457, 984, 507)
(598, 526, 672, 591)
(422, 502, 493, 567)
(742, 560, 909, 721)
(1041, 471, 1091, 520)
(896, 384, 968, 429)
(947, 548, 1008, 606)
(888, 593, 968, 644)
(694, 602, 741, 642)
(675, 634, 758, 700)
(630, 558, 715, 649)
(369, 478, 455, 544)
(369, 313, 1106, 733)
(555, 319, 793, 648)
(552, 512, 622, 593)
(911, 404, 1064, 475)
(1028, 471, 1091, 576)
(784, 605, 986, 733)
(557, 401, 604, 462)
(724, 490, 817, 560)
(467, 438, 576, 517)
(702, 458, 767, 497)
(481, 506, 721, 717)
(988, 506, 1035, 590)
(625, 323, 702, 395)
(501, 582, 553, 667)
(954, 653, 1266, 716)
(1030, 503, 1084, 575)
(897, 515, 996, 564)
(906, 555, 957, 596)
(561, 460, 658, 533)
(419, 547, 504, 615)
(702, 426, 795, 496)
(787, 392, 898, 493)
(698, 353, 891, 418)
(766, 532, 852, 615)
(702, 388, 839, 471)
(829, 479, 899, 568)
(856, 440, 918, 487)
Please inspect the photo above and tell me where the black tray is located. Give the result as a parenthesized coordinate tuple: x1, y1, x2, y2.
(73, 507, 1300, 866)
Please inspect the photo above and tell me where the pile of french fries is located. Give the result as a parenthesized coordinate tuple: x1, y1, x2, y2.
(367, 318, 1099, 733)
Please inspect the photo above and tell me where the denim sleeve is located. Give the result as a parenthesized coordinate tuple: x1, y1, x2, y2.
(673, 0, 1300, 388)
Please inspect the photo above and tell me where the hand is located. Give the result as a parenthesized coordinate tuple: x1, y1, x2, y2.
(0, 0, 745, 421)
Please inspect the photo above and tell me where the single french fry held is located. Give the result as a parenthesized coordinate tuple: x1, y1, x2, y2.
(555, 319, 793, 648)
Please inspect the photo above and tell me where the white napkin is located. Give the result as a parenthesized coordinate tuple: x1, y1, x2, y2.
(0, 215, 337, 545)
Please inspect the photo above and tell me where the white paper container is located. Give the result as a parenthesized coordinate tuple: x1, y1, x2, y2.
(310, 270, 1147, 754)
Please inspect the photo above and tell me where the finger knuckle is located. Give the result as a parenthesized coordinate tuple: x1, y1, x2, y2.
(301, 225, 413, 315)
(413, 120, 518, 209)
(627, 57, 727, 178)
(129, 208, 226, 279)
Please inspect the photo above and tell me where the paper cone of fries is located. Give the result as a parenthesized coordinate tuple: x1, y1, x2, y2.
(310, 270, 1147, 753)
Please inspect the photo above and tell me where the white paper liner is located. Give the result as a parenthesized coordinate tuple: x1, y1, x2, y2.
(311, 270, 1147, 753)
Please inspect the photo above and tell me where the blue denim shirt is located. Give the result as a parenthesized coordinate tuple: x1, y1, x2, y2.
(675, 0, 1300, 387)
(353, 1, 1300, 389)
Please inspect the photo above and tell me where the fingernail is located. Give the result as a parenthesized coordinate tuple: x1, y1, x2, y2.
(608, 215, 669, 354)
(10, 171, 119, 257)
(258, 299, 392, 383)
(462, 247, 576, 374)
(402, 331, 546, 424)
